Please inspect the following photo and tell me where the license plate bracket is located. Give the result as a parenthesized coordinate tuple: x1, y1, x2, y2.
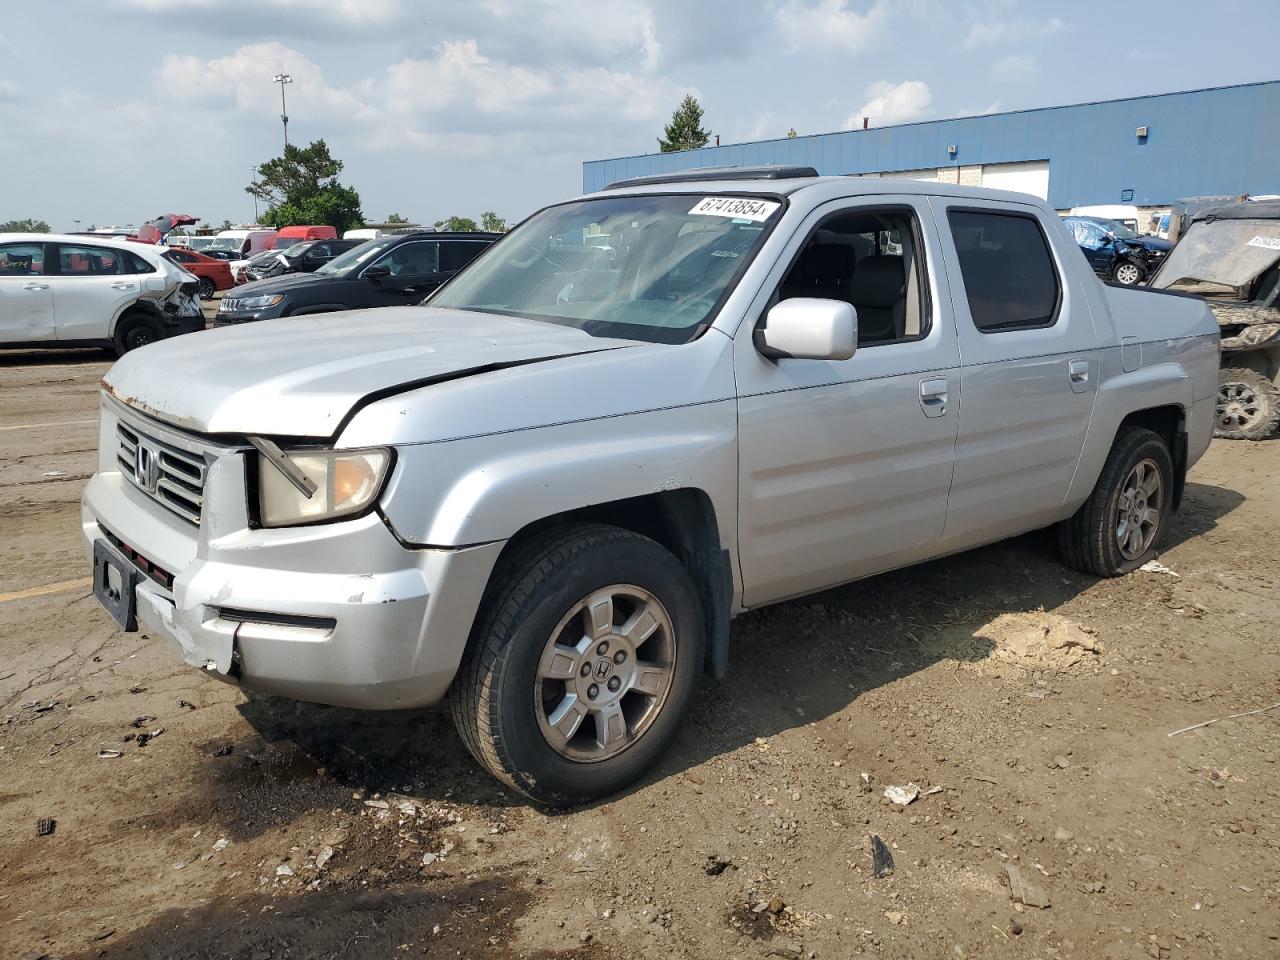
(93, 539, 139, 632)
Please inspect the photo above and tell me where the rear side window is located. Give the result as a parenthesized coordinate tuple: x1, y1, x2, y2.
(0, 242, 45, 275)
(441, 241, 487, 272)
(55, 243, 128, 276)
(128, 252, 156, 274)
(948, 210, 1060, 332)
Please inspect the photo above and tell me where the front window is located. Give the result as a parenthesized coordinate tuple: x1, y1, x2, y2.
(315, 237, 394, 276)
(430, 193, 783, 343)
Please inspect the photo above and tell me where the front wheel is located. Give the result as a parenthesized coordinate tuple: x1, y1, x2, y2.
(1112, 261, 1144, 286)
(197, 276, 216, 300)
(1057, 426, 1174, 577)
(1215, 367, 1280, 440)
(451, 524, 704, 806)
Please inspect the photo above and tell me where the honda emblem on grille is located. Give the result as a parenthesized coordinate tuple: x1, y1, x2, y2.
(135, 443, 159, 493)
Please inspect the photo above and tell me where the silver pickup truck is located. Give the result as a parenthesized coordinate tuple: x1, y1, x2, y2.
(83, 167, 1219, 804)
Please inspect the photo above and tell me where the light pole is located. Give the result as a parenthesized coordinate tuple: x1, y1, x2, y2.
(250, 165, 260, 223)
(273, 73, 293, 152)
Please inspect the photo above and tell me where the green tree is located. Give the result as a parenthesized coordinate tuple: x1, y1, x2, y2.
(434, 216, 479, 232)
(786, 127, 798, 139)
(479, 211, 506, 233)
(386, 213, 410, 224)
(1, 218, 50, 232)
(247, 139, 364, 234)
(658, 94, 710, 153)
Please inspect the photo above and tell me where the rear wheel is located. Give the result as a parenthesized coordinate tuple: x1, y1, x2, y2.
(1058, 427, 1174, 576)
(1112, 261, 1144, 286)
(451, 524, 704, 806)
(197, 276, 216, 300)
(1215, 367, 1280, 440)
(113, 314, 163, 357)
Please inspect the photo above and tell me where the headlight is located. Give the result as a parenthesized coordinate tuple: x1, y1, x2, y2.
(258, 447, 392, 527)
(235, 294, 284, 310)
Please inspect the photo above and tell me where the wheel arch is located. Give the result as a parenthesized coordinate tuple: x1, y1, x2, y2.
(478, 489, 733, 679)
(108, 299, 164, 339)
(1115, 404, 1188, 509)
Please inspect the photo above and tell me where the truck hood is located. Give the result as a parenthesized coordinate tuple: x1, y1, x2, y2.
(103, 307, 637, 437)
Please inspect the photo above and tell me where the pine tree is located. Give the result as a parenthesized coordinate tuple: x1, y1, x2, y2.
(658, 94, 710, 153)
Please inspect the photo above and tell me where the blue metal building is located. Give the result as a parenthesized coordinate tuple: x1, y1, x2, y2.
(583, 80, 1280, 210)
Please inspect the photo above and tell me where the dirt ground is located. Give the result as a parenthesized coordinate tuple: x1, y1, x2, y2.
(2, 346, 1278, 960)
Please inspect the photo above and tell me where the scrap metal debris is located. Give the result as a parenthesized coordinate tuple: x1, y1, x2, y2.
(870, 835, 895, 878)
(36, 817, 56, 837)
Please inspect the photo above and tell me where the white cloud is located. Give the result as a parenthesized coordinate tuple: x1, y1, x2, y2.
(962, 15, 1064, 49)
(155, 39, 686, 151)
(846, 80, 933, 127)
(119, 0, 405, 23)
(775, 0, 890, 52)
(991, 53, 1037, 84)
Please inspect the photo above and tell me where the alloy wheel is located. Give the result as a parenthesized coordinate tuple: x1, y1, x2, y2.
(1115, 458, 1162, 560)
(1114, 263, 1142, 285)
(534, 584, 677, 763)
(1217, 380, 1262, 433)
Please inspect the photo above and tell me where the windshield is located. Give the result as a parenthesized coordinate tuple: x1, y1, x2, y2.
(282, 242, 309, 258)
(315, 237, 393, 276)
(206, 239, 241, 252)
(430, 194, 781, 343)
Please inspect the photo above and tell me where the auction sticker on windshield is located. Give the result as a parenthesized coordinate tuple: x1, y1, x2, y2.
(688, 197, 781, 222)
(1246, 235, 1280, 251)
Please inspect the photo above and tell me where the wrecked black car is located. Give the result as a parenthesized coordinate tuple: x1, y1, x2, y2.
(1152, 200, 1280, 440)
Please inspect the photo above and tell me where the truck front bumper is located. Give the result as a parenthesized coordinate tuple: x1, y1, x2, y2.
(82, 469, 503, 710)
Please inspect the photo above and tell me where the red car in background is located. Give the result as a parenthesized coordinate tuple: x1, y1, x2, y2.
(164, 247, 234, 300)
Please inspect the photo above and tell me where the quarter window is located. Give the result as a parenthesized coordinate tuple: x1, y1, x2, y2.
(948, 210, 1060, 332)
(0, 242, 45, 276)
(777, 207, 929, 347)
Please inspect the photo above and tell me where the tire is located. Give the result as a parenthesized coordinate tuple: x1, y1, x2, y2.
(1057, 426, 1175, 577)
(451, 523, 705, 806)
(1111, 261, 1144, 286)
(1215, 367, 1280, 440)
(113, 314, 163, 357)
(197, 276, 216, 300)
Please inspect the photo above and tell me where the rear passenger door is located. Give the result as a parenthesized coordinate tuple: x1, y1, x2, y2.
(48, 243, 151, 342)
(735, 196, 962, 607)
(931, 200, 1099, 548)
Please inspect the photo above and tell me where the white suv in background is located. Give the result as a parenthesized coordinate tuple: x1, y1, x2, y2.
(0, 233, 205, 356)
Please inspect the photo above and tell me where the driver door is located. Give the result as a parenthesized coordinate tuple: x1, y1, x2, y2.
(734, 195, 962, 607)
(363, 240, 444, 306)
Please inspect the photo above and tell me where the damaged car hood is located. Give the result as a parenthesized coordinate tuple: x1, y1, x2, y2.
(103, 308, 637, 437)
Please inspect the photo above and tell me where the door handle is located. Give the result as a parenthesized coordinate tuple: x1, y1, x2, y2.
(919, 377, 948, 417)
(109, 281, 135, 290)
(22, 281, 50, 290)
(1068, 358, 1090, 393)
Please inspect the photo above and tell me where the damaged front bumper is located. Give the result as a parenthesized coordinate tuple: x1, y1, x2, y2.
(80, 399, 503, 709)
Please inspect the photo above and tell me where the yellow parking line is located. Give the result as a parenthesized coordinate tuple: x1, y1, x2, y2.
(0, 418, 97, 432)
(0, 577, 93, 604)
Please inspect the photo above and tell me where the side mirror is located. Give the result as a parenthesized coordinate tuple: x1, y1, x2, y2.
(364, 264, 391, 280)
(756, 298, 857, 361)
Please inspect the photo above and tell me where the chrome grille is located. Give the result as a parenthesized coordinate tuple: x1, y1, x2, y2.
(117, 421, 208, 525)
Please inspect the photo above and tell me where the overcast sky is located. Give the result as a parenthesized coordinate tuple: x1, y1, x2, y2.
(2, 0, 1276, 231)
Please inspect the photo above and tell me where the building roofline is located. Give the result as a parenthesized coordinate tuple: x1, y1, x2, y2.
(587, 78, 1280, 166)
